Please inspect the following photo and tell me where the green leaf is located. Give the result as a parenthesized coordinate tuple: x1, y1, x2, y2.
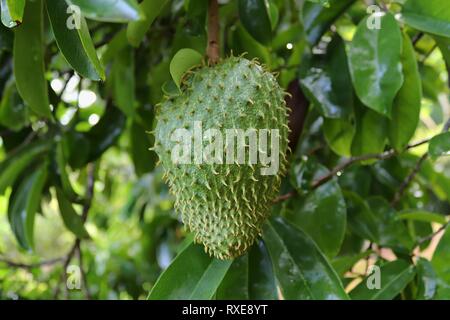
(216, 240, 277, 299)
(0, 140, 51, 194)
(396, 210, 447, 225)
(303, 0, 356, 45)
(0, 78, 29, 131)
(432, 226, 450, 286)
(284, 164, 347, 258)
(344, 191, 379, 242)
(130, 120, 157, 176)
(416, 258, 437, 300)
(238, 0, 272, 45)
(263, 217, 349, 300)
(65, 0, 144, 23)
(127, 0, 168, 47)
(148, 241, 231, 300)
(402, 0, 450, 38)
(267, 0, 278, 30)
(13, 0, 51, 118)
(111, 47, 135, 117)
(8, 163, 48, 250)
(54, 140, 79, 201)
(348, 13, 403, 117)
(429, 132, 450, 159)
(332, 250, 373, 276)
(169, 48, 203, 91)
(323, 118, 355, 157)
(367, 197, 414, 251)
(351, 103, 388, 157)
(84, 105, 126, 165)
(189, 259, 233, 299)
(55, 187, 90, 239)
(1, 0, 25, 28)
(300, 35, 353, 119)
(46, 0, 105, 81)
(229, 23, 271, 65)
(388, 33, 422, 151)
(350, 260, 416, 300)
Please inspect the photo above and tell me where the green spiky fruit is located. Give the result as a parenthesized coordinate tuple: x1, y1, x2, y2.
(154, 56, 289, 259)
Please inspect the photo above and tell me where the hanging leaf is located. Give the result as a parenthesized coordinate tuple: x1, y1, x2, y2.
(46, 0, 105, 81)
(348, 12, 403, 117)
(0, 140, 51, 194)
(401, 0, 450, 38)
(350, 260, 416, 300)
(303, 0, 357, 45)
(111, 47, 136, 117)
(55, 187, 90, 239)
(300, 35, 353, 119)
(238, 0, 272, 45)
(169, 48, 203, 91)
(216, 240, 277, 299)
(65, 0, 144, 23)
(0, 78, 29, 131)
(13, 0, 51, 118)
(396, 210, 447, 225)
(263, 217, 349, 300)
(388, 33, 422, 151)
(1, 0, 25, 28)
(284, 164, 346, 258)
(8, 163, 48, 250)
(416, 258, 437, 300)
(127, 0, 168, 47)
(148, 241, 232, 300)
(429, 132, 450, 159)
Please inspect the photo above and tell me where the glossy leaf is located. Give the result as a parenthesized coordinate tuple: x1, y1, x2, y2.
(46, 0, 105, 81)
(344, 191, 379, 242)
(429, 132, 450, 159)
(303, 0, 356, 45)
(169, 48, 203, 91)
(367, 197, 414, 251)
(1, 0, 25, 28)
(284, 164, 346, 258)
(351, 104, 388, 157)
(432, 226, 450, 287)
(300, 35, 353, 119)
(127, 0, 168, 47)
(148, 241, 231, 300)
(0, 140, 51, 194)
(229, 23, 271, 64)
(263, 217, 349, 300)
(8, 163, 48, 249)
(0, 78, 28, 131)
(402, 0, 450, 38)
(332, 250, 373, 276)
(388, 33, 422, 151)
(348, 13, 403, 117)
(238, 0, 272, 45)
(350, 260, 416, 300)
(396, 210, 447, 225)
(416, 258, 437, 300)
(65, 0, 144, 23)
(13, 0, 51, 118)
(323, 118, 355, 157)
(216, 240, 277, 299)
(55, 187, 89, 239)
(111, 47, 136, 117)
(130, 120, 157, 176)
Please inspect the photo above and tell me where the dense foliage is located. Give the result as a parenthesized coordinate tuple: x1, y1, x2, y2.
(0, 0, 449, 300)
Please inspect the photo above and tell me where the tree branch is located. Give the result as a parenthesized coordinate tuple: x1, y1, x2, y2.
(206, 0, 220, 64)
(0, 257, 63, 269)
(272, 135, 438, 204)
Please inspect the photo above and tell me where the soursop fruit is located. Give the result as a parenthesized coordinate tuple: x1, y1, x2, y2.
(154, 56, 289, 259)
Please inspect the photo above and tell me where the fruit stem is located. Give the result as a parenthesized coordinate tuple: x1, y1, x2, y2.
(207, 0, 220, 65)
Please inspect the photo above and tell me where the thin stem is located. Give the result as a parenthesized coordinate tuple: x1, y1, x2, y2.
(206, 0, 220, 64)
